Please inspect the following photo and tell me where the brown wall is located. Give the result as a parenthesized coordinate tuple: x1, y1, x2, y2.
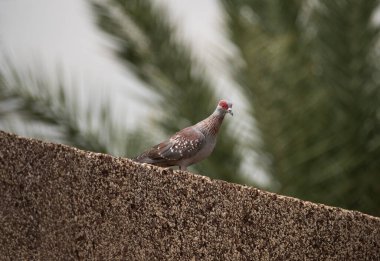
(1, 131, 379, 260)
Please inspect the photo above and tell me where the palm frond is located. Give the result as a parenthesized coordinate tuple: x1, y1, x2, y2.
(222, 0, 380, 215)
(0, 64, 141, 157)
(93, 0, 247, 184)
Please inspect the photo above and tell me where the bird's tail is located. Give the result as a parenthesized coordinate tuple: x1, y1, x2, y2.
(133, 152, 173, 167)
(132, 153, 148, 163)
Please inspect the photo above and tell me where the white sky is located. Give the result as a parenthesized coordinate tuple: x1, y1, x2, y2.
(0, 0, 154, 128)
(0, 0, 236, 125)
(0, 0, 269, 185)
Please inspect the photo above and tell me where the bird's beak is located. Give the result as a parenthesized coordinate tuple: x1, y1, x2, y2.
(227, 108, 233, 116)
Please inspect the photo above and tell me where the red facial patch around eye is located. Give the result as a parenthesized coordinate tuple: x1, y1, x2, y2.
(218, 100, 229, 110)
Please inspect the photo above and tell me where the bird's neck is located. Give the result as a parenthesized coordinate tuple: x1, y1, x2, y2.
(196, 111, 225, 136)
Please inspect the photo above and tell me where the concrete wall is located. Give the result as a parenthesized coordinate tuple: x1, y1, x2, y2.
(1, 131, 379, 260)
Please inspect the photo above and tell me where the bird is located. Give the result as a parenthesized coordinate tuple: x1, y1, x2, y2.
(133, 100, 233, 171)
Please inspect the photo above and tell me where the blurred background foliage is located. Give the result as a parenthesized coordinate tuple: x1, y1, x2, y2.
(221, 0, 380, 216)
(0, 0, 379, 216)
(0, 65, 131, 155)
(93, 0, 244, 183)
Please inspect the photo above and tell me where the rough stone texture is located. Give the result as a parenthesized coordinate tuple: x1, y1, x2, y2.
(0, 131, 379, 260)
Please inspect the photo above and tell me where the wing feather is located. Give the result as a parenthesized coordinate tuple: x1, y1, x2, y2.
(134, 127, 205, 166)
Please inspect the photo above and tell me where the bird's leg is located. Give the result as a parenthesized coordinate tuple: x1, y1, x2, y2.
(179, 166, 187, 171)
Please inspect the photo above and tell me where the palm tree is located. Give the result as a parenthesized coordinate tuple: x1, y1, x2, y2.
(93, 0, 246, 184)
(221, 0, 380, 216)
(0, 64, 137, 156)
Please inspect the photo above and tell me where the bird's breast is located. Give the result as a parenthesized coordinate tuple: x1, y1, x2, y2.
(185, 136, 216, 166)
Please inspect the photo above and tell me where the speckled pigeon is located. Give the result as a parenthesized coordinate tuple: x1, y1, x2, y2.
(134, 100, 233, 170)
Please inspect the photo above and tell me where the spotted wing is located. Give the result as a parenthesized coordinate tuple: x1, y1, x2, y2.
(134, 127, 205, 166)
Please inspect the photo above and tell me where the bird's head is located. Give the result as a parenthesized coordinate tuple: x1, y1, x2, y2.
(217, 100, 233, 116)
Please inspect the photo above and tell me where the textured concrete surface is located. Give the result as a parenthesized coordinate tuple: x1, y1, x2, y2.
(0, 131, 379, 260)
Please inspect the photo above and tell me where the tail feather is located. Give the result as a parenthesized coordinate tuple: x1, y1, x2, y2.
(133, 152, 174, 167)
